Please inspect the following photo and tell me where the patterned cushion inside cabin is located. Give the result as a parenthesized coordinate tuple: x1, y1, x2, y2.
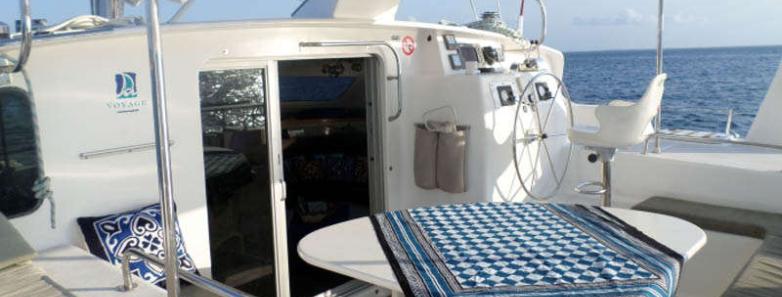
(77, 204, 198, 288)
(284, 154, 368, 183)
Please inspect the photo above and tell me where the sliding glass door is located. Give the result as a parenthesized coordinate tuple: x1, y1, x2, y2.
(198, 62, 289, 297)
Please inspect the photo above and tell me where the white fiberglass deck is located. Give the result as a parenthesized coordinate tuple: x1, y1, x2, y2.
(677, 231, 763, 297)
(554, 138, 781, 297)
(560, 139, 782, 214)
(644, 140, 782, 172)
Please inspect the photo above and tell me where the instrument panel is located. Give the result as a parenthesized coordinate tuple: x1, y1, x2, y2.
(490, 81, 520, 107)
(442, 34, 504, 73)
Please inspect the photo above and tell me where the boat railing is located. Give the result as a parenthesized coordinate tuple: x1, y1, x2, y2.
(643, 106, 782, 152)
(653, 0, 664, 152)
(651, 105, 742, 136)
(1, 0, 32, 73)
(79, 141, 175, 160)
(578, 102, 758, 151)
(167, 0, 196, 24)
(651, 132, 782, 151)
(120, 248, 254, 297)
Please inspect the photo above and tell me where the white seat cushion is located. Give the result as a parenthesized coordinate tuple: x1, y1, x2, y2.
(608, 99, 635, 107)
(567, 125, 606, 148)
(568, 74, 666, 149)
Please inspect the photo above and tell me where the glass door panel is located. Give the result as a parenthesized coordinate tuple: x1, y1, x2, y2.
(199, 67, 286, 296)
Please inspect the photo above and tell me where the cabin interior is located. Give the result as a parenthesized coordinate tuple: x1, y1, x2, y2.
(200, 58, 376, 297)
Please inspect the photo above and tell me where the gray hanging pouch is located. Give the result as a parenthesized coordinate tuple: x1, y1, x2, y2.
(436, 126, 468, 193)
(414, 124, 438, 189)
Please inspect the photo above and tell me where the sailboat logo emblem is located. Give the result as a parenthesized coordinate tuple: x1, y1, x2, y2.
(115, 72, 138, 99)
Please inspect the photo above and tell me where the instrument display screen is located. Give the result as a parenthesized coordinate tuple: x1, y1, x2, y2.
(443, 34, 458, 50)
(449, 54, 465, 70)
(457, 46, 480, 63)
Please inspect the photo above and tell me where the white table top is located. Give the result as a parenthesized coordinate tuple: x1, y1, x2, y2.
(298, 207, 707, 293)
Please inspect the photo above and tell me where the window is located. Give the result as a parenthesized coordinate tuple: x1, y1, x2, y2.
(279, 76, 355, 102)
(0, 88, 42, 218)
(199, 69, 266, 133)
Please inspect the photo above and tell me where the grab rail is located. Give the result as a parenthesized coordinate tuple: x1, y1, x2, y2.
(468, 0, 479, 20)
(524, 0, 547, 52)
(167, 0, 196, 24)
(299, 41, 403, 122)
(120, 248, 253, 297)
(654, 132, 782, 151)
(652, 0, 665, 153)
(11, 0, 32, 73)
(79, 141, 175, 160)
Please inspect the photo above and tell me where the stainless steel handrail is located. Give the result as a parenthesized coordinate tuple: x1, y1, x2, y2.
(120, 248, 253, 297)
(527, 0, 547, 52)
(653, 0, 665, 153)
(5, 0, 32, 73)
(468, 0, 480, 21)
(79, 141, 175, 160)
(654, 132, 782, 151)
(299, 41, 403, 122)
(167, 0, 196, 24)
(724, 109, 735, 137)
(201, 102, 262, 112)
(145, 0, 180, 295)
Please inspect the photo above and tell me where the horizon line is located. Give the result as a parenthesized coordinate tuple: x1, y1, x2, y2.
(564, 44, 782, 54)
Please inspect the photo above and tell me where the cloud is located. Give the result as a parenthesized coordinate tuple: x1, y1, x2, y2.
(573, 9, 653, 26)
(670, 12, 708, 25)
(573, 9, 709, 27)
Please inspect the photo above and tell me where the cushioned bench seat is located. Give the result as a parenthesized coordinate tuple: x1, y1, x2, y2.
(634, 197, 782, 297)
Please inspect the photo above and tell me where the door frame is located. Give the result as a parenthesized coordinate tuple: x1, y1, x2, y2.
(275, 54, 388, 213)
(198, 59, 290, 297)
(201, 50, 391, 296)
(364, 57, 387, 213)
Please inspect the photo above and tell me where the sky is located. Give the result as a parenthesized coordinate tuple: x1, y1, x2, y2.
(1, 0, 781, 52)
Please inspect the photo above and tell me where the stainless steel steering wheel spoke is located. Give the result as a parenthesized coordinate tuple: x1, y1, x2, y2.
(542, 139, 561, 183)
(540, 84, 564, 131)
(512, 72, 575, 202)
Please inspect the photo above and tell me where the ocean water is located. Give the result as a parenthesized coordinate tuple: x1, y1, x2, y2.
(564, 46, 782, 136)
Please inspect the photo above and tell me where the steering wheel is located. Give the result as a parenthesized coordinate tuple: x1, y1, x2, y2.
(512, 72, 574, 201)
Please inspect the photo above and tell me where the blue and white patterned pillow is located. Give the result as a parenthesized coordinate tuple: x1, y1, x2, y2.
(77, 204, 198, 288)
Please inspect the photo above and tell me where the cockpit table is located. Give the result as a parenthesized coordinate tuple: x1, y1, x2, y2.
(298, 206, 706, 294)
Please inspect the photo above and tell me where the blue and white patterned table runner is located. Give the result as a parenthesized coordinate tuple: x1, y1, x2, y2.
(371, 203, 682, 297)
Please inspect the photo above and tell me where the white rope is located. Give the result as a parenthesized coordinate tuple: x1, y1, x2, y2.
(39, 15, 109, 33)
(38, 15, 141, 34)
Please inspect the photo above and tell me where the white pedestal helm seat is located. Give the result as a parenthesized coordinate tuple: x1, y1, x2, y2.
(569, 74, 667, 206)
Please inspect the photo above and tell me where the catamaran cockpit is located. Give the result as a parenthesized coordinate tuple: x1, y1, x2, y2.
(0, 0, 780, 297)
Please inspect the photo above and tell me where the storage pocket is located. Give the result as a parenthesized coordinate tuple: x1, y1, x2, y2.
(414, 126, 438, 189)
(436, 128, 467, 193)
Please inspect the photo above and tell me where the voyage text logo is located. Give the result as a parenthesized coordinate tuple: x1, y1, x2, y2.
(107, 72, 147, 114)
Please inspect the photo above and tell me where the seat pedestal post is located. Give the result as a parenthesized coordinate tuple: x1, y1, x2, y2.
(574, 147, 616, 207)
(598, 148, 616, 207)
